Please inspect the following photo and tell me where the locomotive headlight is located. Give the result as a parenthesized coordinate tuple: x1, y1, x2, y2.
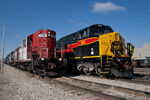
(59, 58, 62, 61)
(41, 58, 44, 60)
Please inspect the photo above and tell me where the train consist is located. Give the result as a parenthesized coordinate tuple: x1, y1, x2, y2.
(5, 24, 134, 77)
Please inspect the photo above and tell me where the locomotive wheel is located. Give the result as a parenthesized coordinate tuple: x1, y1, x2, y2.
(29, 64, 34, 73)
(84, 69, 91, 75)
(77, 63, 92, 75)
(58, 64, 68, 76)
(128, 67, 134, 78)
(48, 62, 56, 70)
(95, 68, 101, 76)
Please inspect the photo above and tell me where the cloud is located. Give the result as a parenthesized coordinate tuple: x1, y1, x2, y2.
(92, 2, 126, 13)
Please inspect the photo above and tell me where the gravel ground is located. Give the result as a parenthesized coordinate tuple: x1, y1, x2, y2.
(1, 64, 149, 100)
(70, 75, 150, 92)
(0, 64, 100, 100)
(55, 77, 150, 100)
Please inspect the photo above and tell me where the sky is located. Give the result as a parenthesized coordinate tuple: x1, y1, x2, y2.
(0, 0, 150, 57)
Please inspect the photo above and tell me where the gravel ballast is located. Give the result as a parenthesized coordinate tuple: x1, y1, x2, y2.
(70, 75, 150, 92)
(0, 65, 100, 100)
(1, 64, 150, 100)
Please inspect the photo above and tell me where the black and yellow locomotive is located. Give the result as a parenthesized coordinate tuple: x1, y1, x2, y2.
(57, 24, 134, 77)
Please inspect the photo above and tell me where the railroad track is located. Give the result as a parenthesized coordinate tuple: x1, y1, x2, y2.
(26, 72, 150, 100)
(43, 77, 124, 100)
(10, 65, 150, 100)
(68, 74, 150, 92)
(48, 76, 150, 100)
(19, 70, 124, 99)
(13, 69, 125, 100)
(34, 73, 150, 100)
(85, 74, 150, 86)
(134, 68, 150, 76)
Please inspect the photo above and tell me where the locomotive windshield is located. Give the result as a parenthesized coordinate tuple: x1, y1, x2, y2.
(39, 34, 47, 37)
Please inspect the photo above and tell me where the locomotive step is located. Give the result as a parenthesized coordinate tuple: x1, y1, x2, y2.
(100, 71, 109, 74)
(104, 68, 110, 70)
(105, 65, 111, 66)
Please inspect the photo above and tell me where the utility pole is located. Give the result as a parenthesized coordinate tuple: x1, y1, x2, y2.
(1, 23, 6, 72)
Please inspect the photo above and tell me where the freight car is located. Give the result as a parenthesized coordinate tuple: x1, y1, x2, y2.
(5, 29, 66, 76)
(56, 24, 134, 77)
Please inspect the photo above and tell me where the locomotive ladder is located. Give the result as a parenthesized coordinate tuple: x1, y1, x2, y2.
(101, 56, 113, 74)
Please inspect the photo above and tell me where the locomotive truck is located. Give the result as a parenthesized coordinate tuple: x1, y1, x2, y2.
(5, 24, 134, 77)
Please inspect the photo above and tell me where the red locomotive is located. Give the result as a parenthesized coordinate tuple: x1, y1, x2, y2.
(5, 29, 64, 76)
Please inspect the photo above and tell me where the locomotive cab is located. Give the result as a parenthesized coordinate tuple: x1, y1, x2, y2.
(30, 30, 57, 75)
(32, 29, 56, 60)
(68, 32, 134, 77)
(99, 32, 134, 77)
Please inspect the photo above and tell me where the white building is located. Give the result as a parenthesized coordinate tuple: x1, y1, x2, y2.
(134, 43, 150, 66)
